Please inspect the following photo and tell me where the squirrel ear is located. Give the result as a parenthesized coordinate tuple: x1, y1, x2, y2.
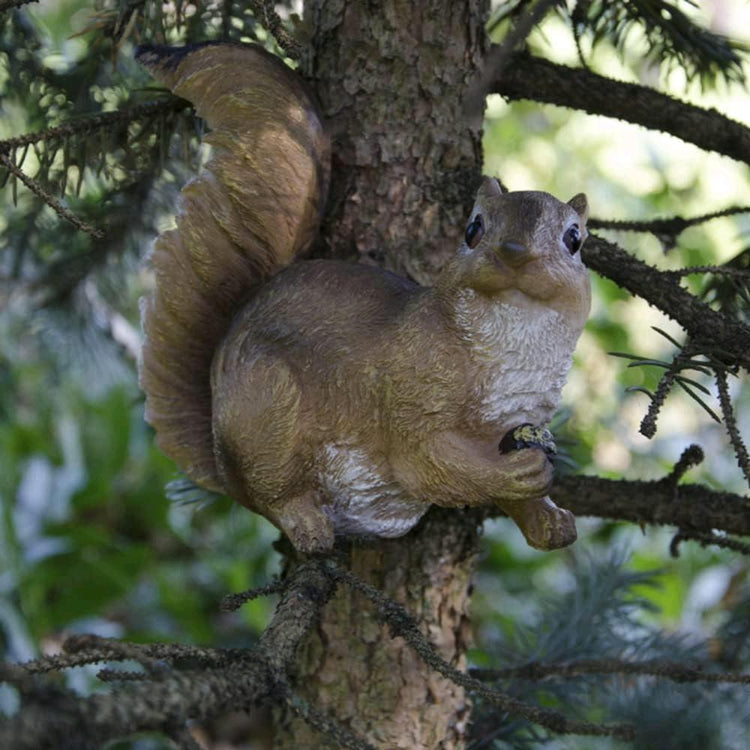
(477, 176, 505, 201)
(567, 193, 589, 225)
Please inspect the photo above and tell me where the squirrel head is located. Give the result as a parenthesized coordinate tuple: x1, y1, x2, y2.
(444, 177, 592, 328)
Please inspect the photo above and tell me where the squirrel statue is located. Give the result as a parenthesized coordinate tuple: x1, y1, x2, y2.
(137, 42, 591, 554)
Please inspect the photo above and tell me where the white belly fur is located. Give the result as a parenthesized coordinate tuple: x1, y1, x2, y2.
(318, 444, 427, 537)
(454, 293, 579, 427)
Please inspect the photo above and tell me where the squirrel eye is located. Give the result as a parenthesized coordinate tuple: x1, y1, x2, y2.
(465, 215, 485, 248)
(563, 224, 582, 255)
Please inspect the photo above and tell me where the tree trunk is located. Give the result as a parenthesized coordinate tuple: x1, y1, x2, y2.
(302, 0, 488, 283)
(274, 1, 490, 747)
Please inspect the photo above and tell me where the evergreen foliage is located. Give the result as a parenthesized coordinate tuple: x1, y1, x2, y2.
(469, 554, 749, 748)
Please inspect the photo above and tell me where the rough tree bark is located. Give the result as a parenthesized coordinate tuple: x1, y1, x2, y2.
(302, 0, 488, 282)
(274, 2, 490, 747)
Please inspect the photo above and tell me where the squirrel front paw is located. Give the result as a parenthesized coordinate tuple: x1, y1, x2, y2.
(496, 447, 554, 501)
(515, 496, 577, 550)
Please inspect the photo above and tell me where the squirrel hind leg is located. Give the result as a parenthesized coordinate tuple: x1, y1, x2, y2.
(212, 349, 335, 552)
(213, 350, 304, 498)
(273, 491, 335, 554)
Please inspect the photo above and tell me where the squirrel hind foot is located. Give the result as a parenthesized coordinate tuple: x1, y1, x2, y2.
(273, 491, 336, 554)
(512, 496, 577, 550)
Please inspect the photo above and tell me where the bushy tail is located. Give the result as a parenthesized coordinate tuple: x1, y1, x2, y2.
(137, 42, 330, 491)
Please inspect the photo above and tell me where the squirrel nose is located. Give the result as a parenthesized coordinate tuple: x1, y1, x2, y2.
(498, 240, 529, 267)
(500, 240, 527, 254)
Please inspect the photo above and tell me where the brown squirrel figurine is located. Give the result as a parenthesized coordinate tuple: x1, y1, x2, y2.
(137, 42, 591, 554)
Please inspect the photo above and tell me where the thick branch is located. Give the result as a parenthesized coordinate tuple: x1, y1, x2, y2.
(550, 475, 750, 537)
(493, 51, 750, 164)
(582, 235, 750, 370)
(0, 664, 274, 750)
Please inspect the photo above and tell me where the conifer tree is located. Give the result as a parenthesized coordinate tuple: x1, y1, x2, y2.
(1, 1, 748, 747)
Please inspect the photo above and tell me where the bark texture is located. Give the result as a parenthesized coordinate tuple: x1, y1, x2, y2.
(273, 2, 489, 746)
(276, 512, 481, 748)
(302, 0, 489, 284)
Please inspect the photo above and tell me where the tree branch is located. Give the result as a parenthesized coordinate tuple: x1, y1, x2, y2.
(23, 635, 250, 674)
(589, 206, 750, 237)
(282, 682, 376, 750)
(220, 580, 284, 612)
(247, 0, 302, 59)
(471, 659, 750, 685)
(493, 51, 750, 164)
(582, 235, 750, 370)
(0, 97, 188, 153)
(549, 475, 750, 537)
(0, 152, 104, 239)
(465, 0, 559, 118)
(0, 559, 337, 749)
(670, 529, 750, 556)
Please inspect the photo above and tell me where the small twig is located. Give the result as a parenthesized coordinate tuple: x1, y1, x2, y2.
(589, 205, 750, 242)
(665, 265, 750, 279)
(0, 152, 105, 238)
(471, 658, 750, 684)
(324, 563, 635, 742)
(665, 444, 705, 485)
(670, 529, 750, 557)
(639, 368, 677, 438)
(22, 636, 249, 674)
(716, 369, 750, 487)
(570, 1, 589, 70)
(62, 635, 166, 674)
(220, 580, 284, 612)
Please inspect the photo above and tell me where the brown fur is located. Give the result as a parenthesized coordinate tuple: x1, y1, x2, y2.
(137, 43, 330, 490)
(138, 43, 591, 553)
